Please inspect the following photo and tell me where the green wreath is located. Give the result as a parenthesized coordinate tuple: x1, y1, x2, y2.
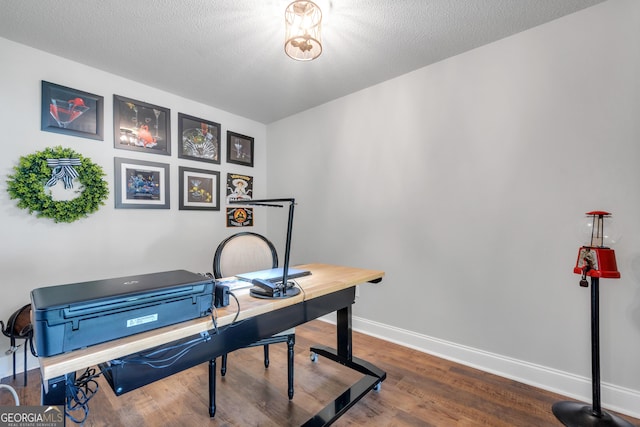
(6, 146, 109, 223)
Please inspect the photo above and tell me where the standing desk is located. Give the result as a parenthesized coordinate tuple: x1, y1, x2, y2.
(38, 263, 386, 426)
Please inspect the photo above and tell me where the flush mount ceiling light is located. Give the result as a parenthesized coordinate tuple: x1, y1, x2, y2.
(284, 0, 322, 61)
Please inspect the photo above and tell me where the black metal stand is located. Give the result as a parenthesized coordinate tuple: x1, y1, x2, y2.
(304, 304, 386, 427)
(552, 277, 635, 427)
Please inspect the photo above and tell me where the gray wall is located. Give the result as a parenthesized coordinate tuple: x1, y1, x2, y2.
(267, 0, 640, 416)
(0, 38, 268, 374)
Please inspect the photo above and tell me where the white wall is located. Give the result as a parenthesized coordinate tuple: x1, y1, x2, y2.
(267, 0, 640, 417)
(0, 38, 267, 374)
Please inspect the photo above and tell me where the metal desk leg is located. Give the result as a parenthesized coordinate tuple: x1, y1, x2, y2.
(306, 304, 386, 426)
(41, 374, 70, 406)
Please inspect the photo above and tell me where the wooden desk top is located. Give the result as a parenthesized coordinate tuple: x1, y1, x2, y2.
(39, 263, 384, 381)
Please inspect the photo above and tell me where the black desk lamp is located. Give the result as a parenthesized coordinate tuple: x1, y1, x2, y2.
(229, 198, 301, 299)
(552, 211, 633, 427)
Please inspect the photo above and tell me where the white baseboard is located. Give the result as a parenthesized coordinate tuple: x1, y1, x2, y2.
(319, 315, 640, 420)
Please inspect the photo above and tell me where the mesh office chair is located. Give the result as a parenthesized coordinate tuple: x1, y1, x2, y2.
(212, 232, 295, 399)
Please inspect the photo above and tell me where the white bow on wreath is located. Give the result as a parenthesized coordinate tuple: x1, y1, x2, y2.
(45, 158, 81, 189)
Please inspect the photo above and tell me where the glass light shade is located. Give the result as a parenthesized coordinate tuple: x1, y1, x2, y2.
(284, 0, 322, 61)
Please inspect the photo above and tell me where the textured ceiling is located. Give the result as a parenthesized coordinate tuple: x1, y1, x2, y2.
(0, 0, 604, 124)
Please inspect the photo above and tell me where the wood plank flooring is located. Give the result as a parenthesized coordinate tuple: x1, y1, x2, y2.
(2, 320, 638, 426)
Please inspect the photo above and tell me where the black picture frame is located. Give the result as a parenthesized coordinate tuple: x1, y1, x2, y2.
(41, 81, 104, 140)
(226, 131, 254, 167)
(177, 113, 221, 164)
(114, 95, 171, 155)
(226, 173, 253, 203)
(114, 157, 170, 209)
(178, 166, 220, 211)
(226, 207, 254, 227)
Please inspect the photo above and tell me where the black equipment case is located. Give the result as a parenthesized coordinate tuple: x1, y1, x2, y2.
(31, 270, 214, 357)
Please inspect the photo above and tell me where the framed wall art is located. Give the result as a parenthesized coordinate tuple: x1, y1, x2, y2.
(226, 207, 253, 227)
(114, 157, 170, 209)
(226, 173, 253, 203)
(226, 131, 254, 167)
(114, 95, 171, 155)
(177, 113, 221, 164)
(178, 166, 220, 211)
(41, 81, 104, 140)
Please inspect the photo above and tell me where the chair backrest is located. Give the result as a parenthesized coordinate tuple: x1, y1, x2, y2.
(212, 232, 278, 279)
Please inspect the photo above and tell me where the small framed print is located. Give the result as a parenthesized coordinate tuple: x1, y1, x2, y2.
(41, 81, 104, 140)
(179, 166, 220, 211)
(178, 113, 221, 164)
(226, 207, 253, 227)
(226, 173, 253, 203)
(114, 95, 171, 155)
(114, 157, 170, 209)
(226, 131, 254, 167)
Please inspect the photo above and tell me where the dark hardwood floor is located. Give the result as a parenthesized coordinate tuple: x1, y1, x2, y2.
(2, 320, 638, 426)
